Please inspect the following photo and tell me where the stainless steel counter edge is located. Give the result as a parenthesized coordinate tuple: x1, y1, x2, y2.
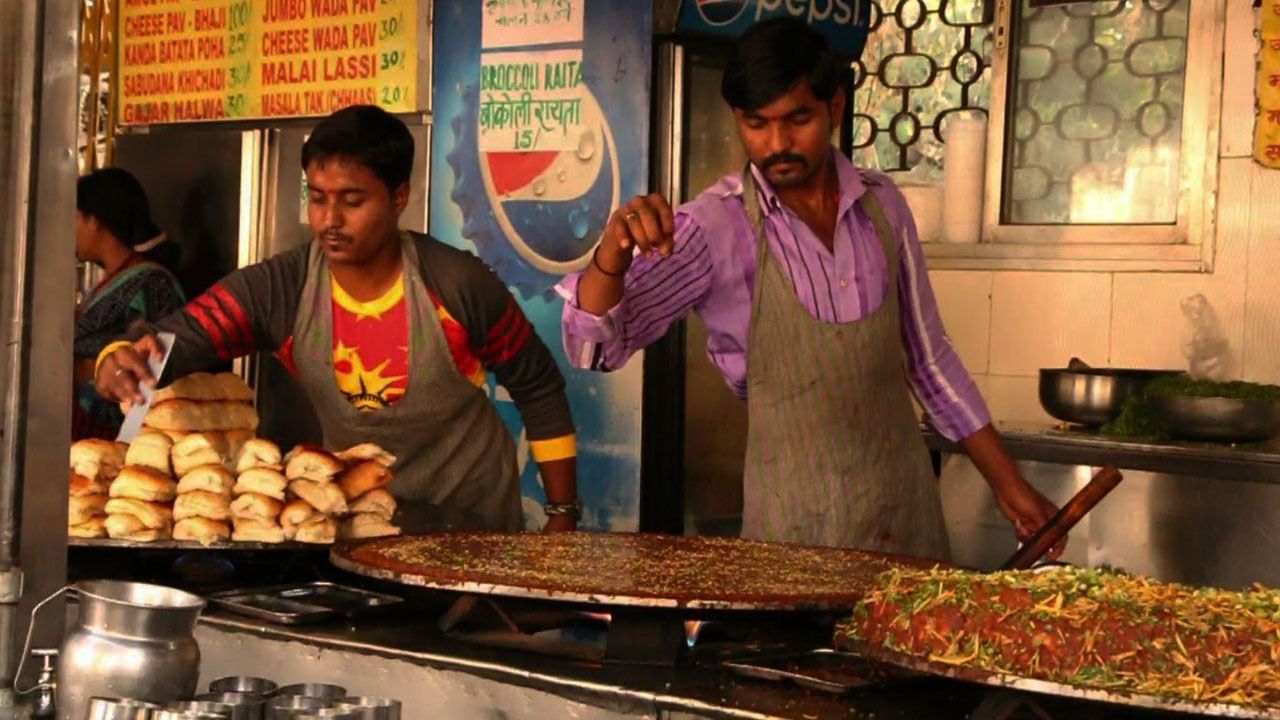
(196, 612, 791, 720)
(923, 421, 1280, 482)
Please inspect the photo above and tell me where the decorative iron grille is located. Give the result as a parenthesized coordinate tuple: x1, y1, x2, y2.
(1002, 0, 1190, 226)
(851, 0, 994, 178)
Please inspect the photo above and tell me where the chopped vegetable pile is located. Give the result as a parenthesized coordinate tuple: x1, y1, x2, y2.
(840, 566, 1280, 708)
(1101, 377, 1280, 439)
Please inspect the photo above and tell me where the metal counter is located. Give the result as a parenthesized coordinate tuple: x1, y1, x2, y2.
(928, 421, 1280, 590)
(192, 607, 1206, 720)
(924, 421, 1280, 483)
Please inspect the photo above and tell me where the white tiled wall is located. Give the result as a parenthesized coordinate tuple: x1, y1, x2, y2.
(926, 5, 1279, 423)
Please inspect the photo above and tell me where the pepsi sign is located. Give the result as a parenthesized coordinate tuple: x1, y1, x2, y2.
(677, 0, 872, 60)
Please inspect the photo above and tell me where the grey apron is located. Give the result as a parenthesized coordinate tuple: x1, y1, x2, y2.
(291, 235, 521, 531)
(740, 169, 951, 561)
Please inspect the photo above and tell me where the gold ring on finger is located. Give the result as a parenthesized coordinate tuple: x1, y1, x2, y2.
(624, 211, 640, 222)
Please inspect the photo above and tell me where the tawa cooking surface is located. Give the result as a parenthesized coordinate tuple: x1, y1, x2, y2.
(331, 532, 942, 611)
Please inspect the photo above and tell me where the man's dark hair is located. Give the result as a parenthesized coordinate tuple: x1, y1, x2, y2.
(721, 17, 850, 111)
(76, 167, 160, 246)
(301, 104, 414, 192)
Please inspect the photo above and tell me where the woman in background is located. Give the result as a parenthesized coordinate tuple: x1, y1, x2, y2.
(73, 167, 186, 439)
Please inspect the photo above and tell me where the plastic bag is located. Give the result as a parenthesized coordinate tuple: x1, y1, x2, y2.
(1180, 293, 1230, 381)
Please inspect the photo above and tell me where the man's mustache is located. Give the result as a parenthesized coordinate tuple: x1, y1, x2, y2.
(762, 152, 807, 171)
(320, 232, 351, 243)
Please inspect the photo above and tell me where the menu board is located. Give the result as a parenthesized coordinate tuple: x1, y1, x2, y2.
(1259, 0, 1280, 169)
(117, 0, 418, 126)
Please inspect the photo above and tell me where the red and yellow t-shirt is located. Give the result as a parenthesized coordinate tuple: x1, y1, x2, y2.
(323, 274, 573, 462)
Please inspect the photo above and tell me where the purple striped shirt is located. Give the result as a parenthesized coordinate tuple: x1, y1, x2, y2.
(557, 150, 991, 442)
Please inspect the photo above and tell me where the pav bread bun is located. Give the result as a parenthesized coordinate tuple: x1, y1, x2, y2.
(288, 479, 348, 515)
(105, 513, 170, 541)
(153, 372, 254, 403)
(279, 499, 315, 540)
(338, 513, 401, 540)
(124, 431, 174, 475)
(145, 400, 258, 433)
(109, 466, 178, 502)
(173, 517, 231, 546)
(233, 467, 287, 501)
(336, 443, 396, 469)
(284, 445, 344, 482)
(173, 490, 231, 522)
(104, 498, 173, 529)
(172, 432, 228, 477)
(176, 464, 234, 497)
(235, 438, 282, 473)
(293, 516, 336, 544)
(68, 517, 107, 538)
(71, 439, 126, 480)
(230, 493, 283, 521)
(69, 471, 109, 498)
(231, 519, 285, 543)
(68, 495, 108, 526)
(337, 461, 392, 500)
(348, 488, 396, 522)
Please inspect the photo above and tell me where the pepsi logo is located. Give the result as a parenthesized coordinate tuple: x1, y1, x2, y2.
(695, 0, 749, 26)
(448, 81, 620, 297)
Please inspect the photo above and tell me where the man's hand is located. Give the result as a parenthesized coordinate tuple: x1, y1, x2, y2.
(598, 194, 676, 269)
(543, 514, 577, 533)
(960, 424, 1066, 561)
(94, 335, 165, 405)
(994, 482, 1065, 560)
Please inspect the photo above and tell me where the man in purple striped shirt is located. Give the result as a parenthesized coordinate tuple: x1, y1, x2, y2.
(558, 18, 1062, 560)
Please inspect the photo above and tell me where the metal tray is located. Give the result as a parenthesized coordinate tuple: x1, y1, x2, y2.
(723, 649, 905, 695)
(836, 635, 1280, 719)
(208, 582, 404, 625)
(69, 538, 331, 551)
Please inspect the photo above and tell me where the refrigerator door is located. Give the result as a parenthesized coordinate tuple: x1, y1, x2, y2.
(679, 49, 750, 538)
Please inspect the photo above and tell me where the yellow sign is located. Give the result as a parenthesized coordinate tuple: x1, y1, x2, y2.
(116, 0, 418, 126)
(1258, 1, 1280, 169)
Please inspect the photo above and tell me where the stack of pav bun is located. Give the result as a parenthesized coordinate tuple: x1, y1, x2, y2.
(69, 372, 401, 544)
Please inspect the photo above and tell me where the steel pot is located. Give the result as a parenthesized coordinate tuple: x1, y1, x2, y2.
(1038, 367, 1183, 426)
(54, 581, 205, 720)
(1148, 395, 1280, 443)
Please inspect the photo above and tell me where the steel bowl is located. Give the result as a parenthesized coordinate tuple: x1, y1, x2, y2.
(333, 697, 401, 720)
(87, 698, 164, 720)
(266, 696, 330, 720)
(1147, 395, 1280, 443)
(166, 701, 235, 720)
(294, 711, 362, 720)
(208, 677, 278, 697)
(1038, 368, 1184, 426)
(197, 693, 267, 720)
(277, 684, 347, 701)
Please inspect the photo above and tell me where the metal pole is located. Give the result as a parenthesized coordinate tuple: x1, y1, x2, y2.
(0, 0, 79, 692)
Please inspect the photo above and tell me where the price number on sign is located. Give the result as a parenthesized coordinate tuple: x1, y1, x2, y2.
(514, 129, 541, 151)
(228, 32, 249, 56)
(380, 51, 405, 71)
(228, 63, 251, 89)
(379, 86, 405, 107)
(379, 15, 403, 40)
(226, 94, 247, 118)
(228, 1, 250, 32)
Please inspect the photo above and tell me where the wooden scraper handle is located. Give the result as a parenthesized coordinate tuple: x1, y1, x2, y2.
(999, 465, 1123, 571)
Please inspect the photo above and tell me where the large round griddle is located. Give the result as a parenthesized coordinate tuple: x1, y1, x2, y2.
(331, 532, 939, 611)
